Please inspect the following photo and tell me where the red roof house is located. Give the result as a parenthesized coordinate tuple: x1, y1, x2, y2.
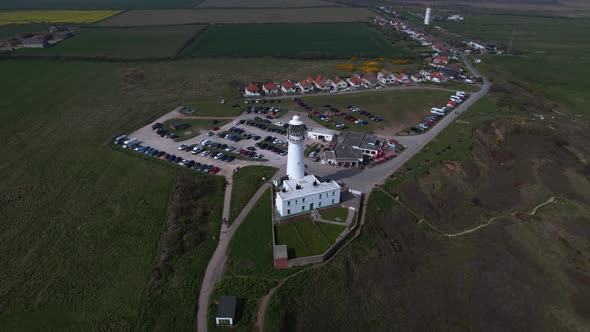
(281, 81, 296, 93)
(262, 83, 278, 95)
(245, 83, 261, 96)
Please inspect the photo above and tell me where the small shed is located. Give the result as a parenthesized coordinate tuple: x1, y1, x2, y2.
(215, 295, 237, 326)
(170, 120, 189, 131)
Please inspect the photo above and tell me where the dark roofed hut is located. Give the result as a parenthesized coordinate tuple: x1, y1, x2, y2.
(215, 295, 237, 326)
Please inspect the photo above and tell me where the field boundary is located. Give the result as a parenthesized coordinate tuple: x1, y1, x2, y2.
(175, 23, 210, 56)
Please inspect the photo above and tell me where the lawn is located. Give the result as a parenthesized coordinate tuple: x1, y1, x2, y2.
(162, 117, 231, 141)
(291, 89, 453, 134)
(230, 166, 278, 223)
(320, 206, 349, 222)
(276, 218, 345, 258)
(181, 23, 409, 58)
(0, 10, 120, 25)
(197, 0, 333, 7)
(15, 25, 205, 59)
(97, 8, 375, 26)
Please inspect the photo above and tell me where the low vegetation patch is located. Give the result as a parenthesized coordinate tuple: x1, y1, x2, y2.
(182, 23, 408, 58)
(137, 171, 225, 331)
(0, 10, 120, 25)
(230, 166, 278, 223)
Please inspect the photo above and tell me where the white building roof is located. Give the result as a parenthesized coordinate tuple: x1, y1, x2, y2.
(308, 127, 336, 136)
(277, 175, 340, 200)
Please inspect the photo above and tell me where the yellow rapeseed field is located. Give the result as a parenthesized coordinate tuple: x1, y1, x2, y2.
(0, 10, 121, 26)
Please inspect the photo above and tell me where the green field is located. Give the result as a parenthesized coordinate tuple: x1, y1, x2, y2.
(276, 218, 345, 258)
(14, 26, 204, 59)
(163, 117, 230, 141)
(230, 166, 278, 223)
(438, 14, 590, 115)
(291, 89, 454, 134)
(0, 57, 347, 330)
(181, 23, 409, 58)
(0, 0, 201, 9)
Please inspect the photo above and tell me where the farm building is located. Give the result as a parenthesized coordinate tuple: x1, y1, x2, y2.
(21, 37, 48, 48)
(263, 83, 279, 95)
(281, 81, 296, 93)
(307, 127, 336, 142)
(245, 83, 261, 96)
(215, 296, 237, 326)
(275, 175, 341, 217)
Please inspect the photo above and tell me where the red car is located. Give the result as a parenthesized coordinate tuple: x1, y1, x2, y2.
(312, 111, 319, 115)
(209, 166, 220, 174)
(212, 127, 220, 131)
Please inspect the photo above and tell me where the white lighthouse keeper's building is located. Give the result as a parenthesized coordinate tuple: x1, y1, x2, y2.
(275, 115, 341, 217)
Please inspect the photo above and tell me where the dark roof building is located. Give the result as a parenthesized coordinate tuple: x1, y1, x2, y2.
(215, 295, 237, 326)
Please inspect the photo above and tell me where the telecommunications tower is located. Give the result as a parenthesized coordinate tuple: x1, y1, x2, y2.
(286, 115, 306, 180)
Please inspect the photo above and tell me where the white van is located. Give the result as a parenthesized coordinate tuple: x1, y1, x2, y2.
(122, 137, 137, 148)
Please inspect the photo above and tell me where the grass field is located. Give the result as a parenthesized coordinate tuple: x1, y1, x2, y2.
(14, 26, 204, 59)
(0, 0, 201, 10)
(438, 14, 590, 115)
(97, 8, 374, 26)
(197, 0, 335, 7)
(230, 166, 278, 223)
(163, 117, 230, 141)
(0, 57, 351, 330)
(181, 23, 408, 58)
(291, 89, 453, 134)
(183, 99, 245, 117)
(276, 218, 345, 258)
(0, 10, 120, 25)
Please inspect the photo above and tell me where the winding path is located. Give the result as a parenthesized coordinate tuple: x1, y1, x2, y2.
(196, 168, 284, 332)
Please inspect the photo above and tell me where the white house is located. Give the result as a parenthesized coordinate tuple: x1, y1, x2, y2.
(377, 70, 396, 84)
(467, 41, 486, 50)
(307, 127, 336, 142)
(314, 75, 333, 90)
(297, 80, 313, 92)
(331, 77, 348, 90)
(281, 81, 296, 93)
(362, 72, 378, 86)
(411, 74, 424, 82)
(244, 83, 260, 96)
(215, 296, 237, 326)
(395, 73, 411, 84)
(262, 83, 279, 95)
(275, 175, 341, 217)
(346, 76, 363, 87)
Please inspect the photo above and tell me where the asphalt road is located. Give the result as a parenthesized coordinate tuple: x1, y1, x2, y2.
(196, 56, 490, 332)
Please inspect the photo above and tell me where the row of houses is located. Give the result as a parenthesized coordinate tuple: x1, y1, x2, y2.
(244, 71, 414, 97)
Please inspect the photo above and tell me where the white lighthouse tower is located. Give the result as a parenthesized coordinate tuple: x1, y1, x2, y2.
(286, 115, 306, 180)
